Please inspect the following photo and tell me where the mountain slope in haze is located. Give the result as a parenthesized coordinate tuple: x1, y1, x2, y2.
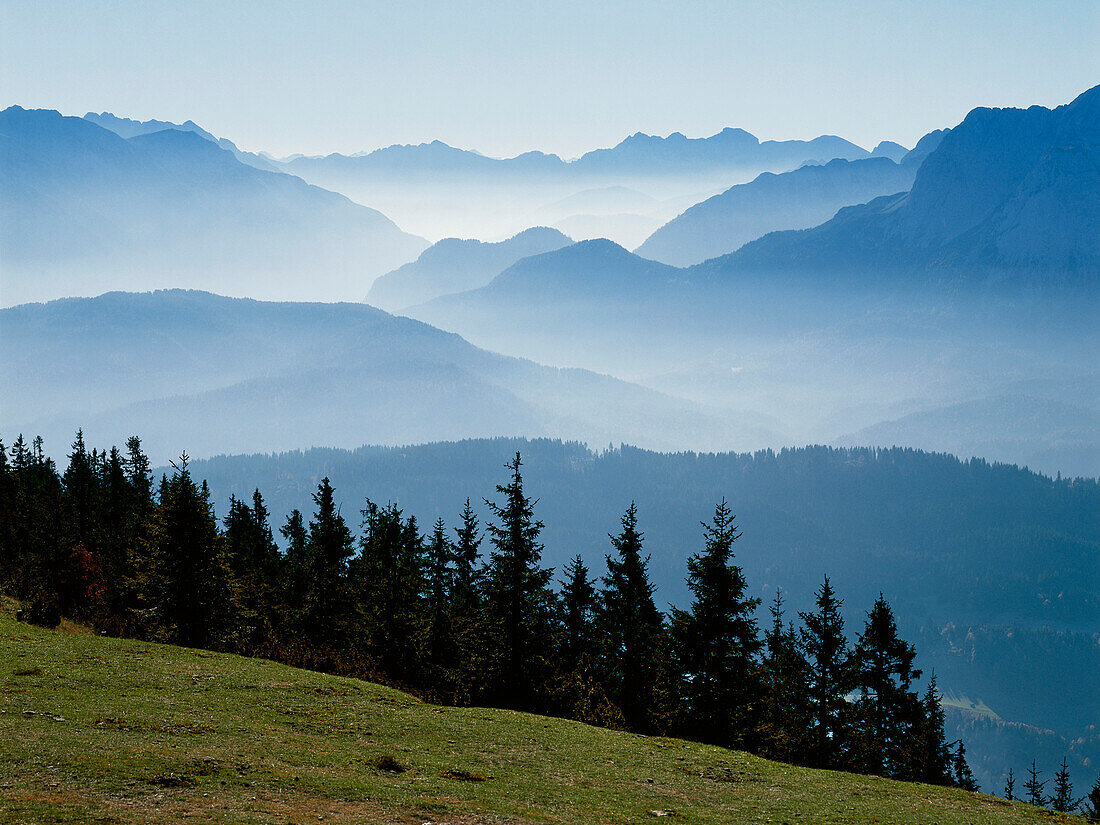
(420, 239, 684, 305)
(636, 156, 919, 266)
(835, 394, 1100, 478)
(0, 107, 428, 305)
(570, 127, 870, 176)
(0, 290, 779, 463)
(276, 127, 874, 242)
(281, 127, 871, 183)
(83, 110, 279, 170)
(366, 226, 573, 310)
(699, 85, 1100, 280)
(870, 140, 909, 161)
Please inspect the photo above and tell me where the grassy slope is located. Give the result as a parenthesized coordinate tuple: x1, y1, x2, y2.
(0, 613, 1079, 825)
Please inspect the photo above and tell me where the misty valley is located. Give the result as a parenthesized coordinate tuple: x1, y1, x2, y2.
(1, 63, 1097, 825)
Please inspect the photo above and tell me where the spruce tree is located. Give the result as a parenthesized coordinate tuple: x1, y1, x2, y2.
(670, 499, 762, 749)
(849, 595, 923, 778)
(60, 430, 102, 615)
(148, 455, 235, 648)
(559, 555, 596, 675)
(480, 453, 557, 710)
(1051, 758, 1075, 813)
(424, 517, 454, 669)
(352, 501, 425, 681)
(450, 498, 484, 701)
(452, 498, 482, 611)
(799, 575, 850, 768)
(223, 490, 281, 649)
(951, 740, 978, 792)
(1004, 768, 1016, 801)
(914, 673, 953, 785)
(300, 478, 354, 646)
(598, 502, 666, 732)
(280, 508, 308, 632)
(1081, 775, 1100, 821)
(759, 589, 812, 762)
(1024, 760, 1049, 806)
(558, 553, 624, 728)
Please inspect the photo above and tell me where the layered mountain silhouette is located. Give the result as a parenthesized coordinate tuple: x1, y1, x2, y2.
(0, 107, 428, 305)
(0, 291, 779, 463)
(636, 156, 920, 266)
(567, 128, 870, 176)
(405, 88, 1098, 475)
(836, 394, 1100, 479)
(84, 111, 279, 171)
(366, 226, 573, 311)
(275, 127, 875, 242)
(699, 86, 1100, 281)
(281, 127, 871, 183)
(870, 140, 909, 161)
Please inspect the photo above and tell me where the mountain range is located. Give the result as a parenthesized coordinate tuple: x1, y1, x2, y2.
(0, 107, 428, 306)
(366, 226, 573, 310)
(636, 155, 921, 266)
(700, 85, 1100, 281)
(274, 127, 880, 242)
(405, 88, 1099, 475)
(280, 127, 873, 183)
(0, 290, 779, 465)
(83, 111, 280, 171)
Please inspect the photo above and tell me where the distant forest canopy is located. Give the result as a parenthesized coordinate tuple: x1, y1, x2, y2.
(1, 432, 985, 792)
(185, 437, 1099, 631)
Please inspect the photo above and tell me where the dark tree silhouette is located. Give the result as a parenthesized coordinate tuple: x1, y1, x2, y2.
(799, 575, 850, 768)
(1024, 760, 1047, 807)
(671, 499, 762, 749)
(599, 502, 667, 732)
(480, 453, 557, 710)
(849, 595, 923, 778)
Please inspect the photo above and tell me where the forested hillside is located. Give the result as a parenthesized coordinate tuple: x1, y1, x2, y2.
(185, 438, 1100, 793)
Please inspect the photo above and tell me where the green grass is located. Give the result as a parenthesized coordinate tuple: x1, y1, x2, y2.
(0, 613, 1080, 825)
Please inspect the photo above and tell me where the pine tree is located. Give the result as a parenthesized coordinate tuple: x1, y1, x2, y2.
(1081, 775, 1100, 822)
(1051, 758, 1075, 813)
(280, 508, 308, 634)
(1024, 760, 1048, 806)
(449, 498, 484, 702)
(670, 499, 763, 749)
(60, 430, 102, 615)
(424, 517, 454, 669)
(1004, 768, 1016, 801)
(759, 589, 812, 762)
(849, 595, 923, 778)
(557, 553, 625, 728)
(799, 575, 850, 768)
(352, 501, 425, 681)
(913, 673, 953, 785)
(148, 455, 235, 648)
(559, 555, 596, 675)
(598, 502, 667, 732)
(223, 490, 281, 649)
(952, 740, 978, 792)
(480, 453, 557, 710)
(452, 498, 482, 611)
(300, 478, 354, 646)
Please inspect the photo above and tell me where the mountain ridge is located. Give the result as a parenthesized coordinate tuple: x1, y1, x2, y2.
(0, 107, 429, 305)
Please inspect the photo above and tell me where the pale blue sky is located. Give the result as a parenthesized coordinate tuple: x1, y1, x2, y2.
(1, 0, 1096, 158)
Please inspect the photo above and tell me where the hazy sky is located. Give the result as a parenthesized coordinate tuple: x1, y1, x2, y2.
(2, 0, 1096, 159)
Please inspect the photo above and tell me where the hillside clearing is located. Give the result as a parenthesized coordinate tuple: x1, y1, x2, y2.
(0, 613, 1079, 825)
